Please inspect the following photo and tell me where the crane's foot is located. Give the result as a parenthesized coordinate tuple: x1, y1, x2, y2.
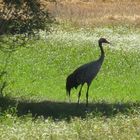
(86, 103, 88, 108)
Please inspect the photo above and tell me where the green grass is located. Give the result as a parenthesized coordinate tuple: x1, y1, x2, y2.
(1, 26, 140, 102)
(0, 25, 140, 139)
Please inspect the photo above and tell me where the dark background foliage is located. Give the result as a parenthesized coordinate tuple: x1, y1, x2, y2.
(0, 0, 54, 35)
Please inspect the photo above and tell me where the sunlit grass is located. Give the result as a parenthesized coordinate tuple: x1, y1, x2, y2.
(0, 26, 140, 103)
(0, 114, 140, 140)
(0, 26, 140, 139)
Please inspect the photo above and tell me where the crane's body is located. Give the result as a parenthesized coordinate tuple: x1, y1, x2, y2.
(66, 38, 110, 107)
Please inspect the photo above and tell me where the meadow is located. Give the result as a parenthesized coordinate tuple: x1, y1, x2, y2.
(1, 0, 140, 139)
(1, 25, 140, 102)
(0, 25, 140, 139)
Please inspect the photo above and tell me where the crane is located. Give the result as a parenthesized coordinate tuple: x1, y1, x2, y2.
(66, 38, 110, 107)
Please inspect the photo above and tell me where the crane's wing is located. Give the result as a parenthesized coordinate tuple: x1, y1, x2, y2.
(72, 60, 102, 85)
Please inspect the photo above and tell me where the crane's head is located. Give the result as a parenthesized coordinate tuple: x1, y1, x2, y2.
(98, 38, 110, 45)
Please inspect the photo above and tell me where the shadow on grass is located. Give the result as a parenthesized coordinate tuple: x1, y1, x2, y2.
(0, 96, 139, 120)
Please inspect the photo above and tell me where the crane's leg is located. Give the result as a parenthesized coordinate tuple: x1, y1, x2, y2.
(67, 91, 71, 103)
(86, 85, 90, 107)
(77, 84, 83, 104)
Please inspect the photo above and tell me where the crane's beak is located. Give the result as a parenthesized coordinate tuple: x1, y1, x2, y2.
(106, 41, 110, 44)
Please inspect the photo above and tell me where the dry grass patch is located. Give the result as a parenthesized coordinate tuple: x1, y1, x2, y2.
(1, 0, 140, 26)
(45, 0, 140, 26)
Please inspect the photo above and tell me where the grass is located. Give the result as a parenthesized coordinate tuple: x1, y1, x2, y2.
(0, 113, 140, 140)
(46, 0, 140, 27)
(1, 26, 140, 102)
(1, 1, 140, 139)
(0, 25, 140, 139)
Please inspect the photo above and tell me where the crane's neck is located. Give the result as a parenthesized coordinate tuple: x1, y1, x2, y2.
(98, 42, 105, 62)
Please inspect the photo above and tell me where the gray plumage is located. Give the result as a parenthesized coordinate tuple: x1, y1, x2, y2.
(66, 38, 110, 107)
